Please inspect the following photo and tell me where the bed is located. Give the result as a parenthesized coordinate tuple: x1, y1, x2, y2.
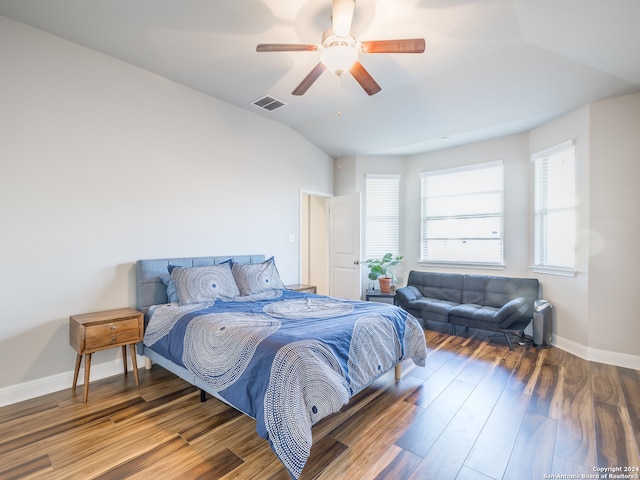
(136, 254, 427, 479)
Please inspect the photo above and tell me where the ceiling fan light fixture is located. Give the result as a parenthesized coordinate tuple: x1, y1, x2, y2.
(256, 0, 425, 95)
(320, 44, 358, 76)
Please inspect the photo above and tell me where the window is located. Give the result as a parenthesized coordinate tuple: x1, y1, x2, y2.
(420, 161, 504, 265)
(533, 140, 576, 273)
(365, 174, 400, 259)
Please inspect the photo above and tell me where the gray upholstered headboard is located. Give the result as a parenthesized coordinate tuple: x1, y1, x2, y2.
(136, 254, 266, 313)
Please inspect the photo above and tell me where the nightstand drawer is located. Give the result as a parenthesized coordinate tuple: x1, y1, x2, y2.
(84, 319, 141, 350)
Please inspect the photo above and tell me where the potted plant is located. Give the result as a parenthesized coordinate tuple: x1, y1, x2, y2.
(364, 253, 403, 294)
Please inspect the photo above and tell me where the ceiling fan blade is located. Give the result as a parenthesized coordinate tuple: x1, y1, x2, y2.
(360, 38, 426, 54)
(256, 44, 319, 52)
(332, 0, 355, 37)
(349, 61, 381, 96)
(292, 63, 327, 96)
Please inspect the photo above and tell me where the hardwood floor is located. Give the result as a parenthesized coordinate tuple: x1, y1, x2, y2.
(1, 324, 638, 480)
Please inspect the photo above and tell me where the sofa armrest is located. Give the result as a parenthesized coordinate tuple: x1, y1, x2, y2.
(496, 297, 530, 328)
(396, 285, 422, 303)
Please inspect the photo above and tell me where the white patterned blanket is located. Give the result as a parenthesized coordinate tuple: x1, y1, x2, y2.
(144, 290, 426, 479)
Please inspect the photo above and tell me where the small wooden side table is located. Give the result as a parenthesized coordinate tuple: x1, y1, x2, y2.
(69, 307, 143, 402)
(286, 284, 317, 294)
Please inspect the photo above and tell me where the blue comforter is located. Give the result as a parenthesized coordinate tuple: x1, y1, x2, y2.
(144, 290, 426, 478)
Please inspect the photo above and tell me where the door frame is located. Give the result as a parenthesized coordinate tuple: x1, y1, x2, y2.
(299, 189, 332, 294)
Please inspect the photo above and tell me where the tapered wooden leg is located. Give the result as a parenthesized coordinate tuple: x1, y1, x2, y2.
(72, 354, 82, 391)
(83, 353, 92, 403)
(122, 345, 128, 375)
(395, 363, 402, 381)
(129, 344, 140, 387)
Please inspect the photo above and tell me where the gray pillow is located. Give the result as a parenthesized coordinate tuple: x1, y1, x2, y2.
(232, 257, 285, 296)
(170, 263, 240, 304)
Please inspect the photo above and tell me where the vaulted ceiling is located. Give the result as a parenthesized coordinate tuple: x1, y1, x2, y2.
(1, 0, 639, 157)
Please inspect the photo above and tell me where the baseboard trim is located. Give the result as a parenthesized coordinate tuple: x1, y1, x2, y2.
(553, 335, 640, 370)
(0, 355, 144, 408)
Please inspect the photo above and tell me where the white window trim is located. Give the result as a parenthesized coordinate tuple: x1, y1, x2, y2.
(419, 260, 506, 270)
(531, 140, 577, 275)
(531, 139, 574, 162)
(530, 265, 576, 277)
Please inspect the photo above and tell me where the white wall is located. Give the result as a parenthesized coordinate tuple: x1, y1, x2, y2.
(529, 107, 591, 351)
(530, 93, 640, 365)
(587, 93, 640, 360)
(335, 155, 409, 289)
(404, 134, 531, 278)
(0, 16, 333, 399)
(333, 156, 357, 196)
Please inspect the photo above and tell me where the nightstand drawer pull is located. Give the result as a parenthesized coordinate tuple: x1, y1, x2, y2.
(111, 325, 116, 330)
(112, 336, 117, 341)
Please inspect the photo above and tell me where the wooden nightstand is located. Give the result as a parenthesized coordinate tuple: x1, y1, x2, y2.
(69, 308, 143, 402)
(365, 290, 397, 305)
(286, 284, 317, 294)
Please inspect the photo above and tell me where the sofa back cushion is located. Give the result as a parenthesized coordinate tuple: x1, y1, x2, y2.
(407, 271, 463, 303)
(462, 275, 539, 313)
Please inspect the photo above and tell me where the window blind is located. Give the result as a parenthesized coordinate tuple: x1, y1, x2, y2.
(420, 161, 504, 265)
(533, 140, 576, 270)
(365, 174, 400, 259)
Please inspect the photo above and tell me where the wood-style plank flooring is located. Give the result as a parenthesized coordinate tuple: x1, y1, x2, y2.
(1, 324, 639, 480)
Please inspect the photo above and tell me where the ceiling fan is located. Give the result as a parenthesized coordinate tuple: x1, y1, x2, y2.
(256, 0, 425, 96)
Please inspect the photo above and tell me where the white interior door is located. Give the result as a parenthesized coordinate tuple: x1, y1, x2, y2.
(329, 192, 362, 299)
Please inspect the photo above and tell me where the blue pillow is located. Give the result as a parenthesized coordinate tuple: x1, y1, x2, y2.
(159, 272, 179, 303)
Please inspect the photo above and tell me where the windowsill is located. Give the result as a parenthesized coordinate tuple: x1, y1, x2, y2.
(530, 265, 576, 277)
(419, 261, 505, 270)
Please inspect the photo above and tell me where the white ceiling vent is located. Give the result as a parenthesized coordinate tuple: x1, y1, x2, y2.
(251, 95, 287, 112)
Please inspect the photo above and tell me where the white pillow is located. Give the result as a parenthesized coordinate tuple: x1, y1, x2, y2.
(232, 258, 285, 296)
(170, 263, 239, 304)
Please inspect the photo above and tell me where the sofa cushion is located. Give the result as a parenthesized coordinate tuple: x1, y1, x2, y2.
(449, 296, 530, 328)
(407, 271, 463, 304)
(496, 297, 531, 327)
(449, 303, 501, 324)
(462, 275, 539, 313)
(395, 285, 421, 304)
(407, 297, 459, 323)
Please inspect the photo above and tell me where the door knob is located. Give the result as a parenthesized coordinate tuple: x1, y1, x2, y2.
(353, 260, 360, 265)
